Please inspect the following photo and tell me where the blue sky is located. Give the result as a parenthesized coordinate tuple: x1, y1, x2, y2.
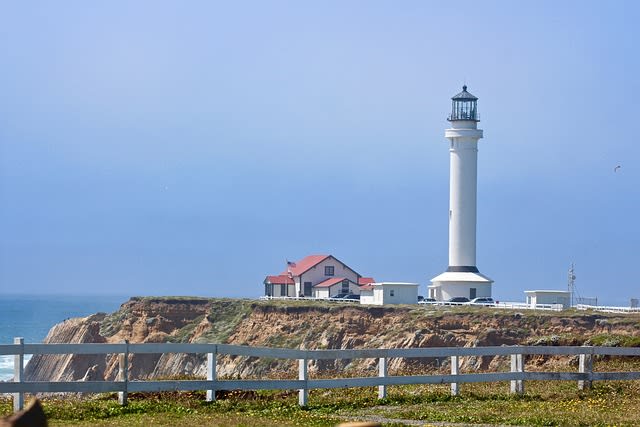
(1, 1, 638, 305)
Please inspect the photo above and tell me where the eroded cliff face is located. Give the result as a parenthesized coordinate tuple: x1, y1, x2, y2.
(24, 298, 640, 382)
(24, 313, 108, 382)
(25, 297, 214, 382)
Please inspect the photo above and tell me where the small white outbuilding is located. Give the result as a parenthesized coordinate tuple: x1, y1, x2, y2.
(360, 282, 420, 305)
(525, 290, 571, 309)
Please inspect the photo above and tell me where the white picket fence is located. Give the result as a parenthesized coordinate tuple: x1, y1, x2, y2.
(260, 296, 566, 311)
(576, 304, 640, 314)
(2, 339, 640, 413)
(261, 296, 640, 313)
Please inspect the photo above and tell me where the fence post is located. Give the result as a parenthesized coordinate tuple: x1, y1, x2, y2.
(510, 352, 524, 394)
(118, 340, 129, 406)
(206, 347, 217, 402)
(450, 355, 459, 396)
(298, 357, 308, 406)
(13, 337, 24, 412)
(578, 347, 593, 391)
(378, 357, 387, 399)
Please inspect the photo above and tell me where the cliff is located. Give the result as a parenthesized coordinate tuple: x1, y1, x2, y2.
(24, 297, 640, 382)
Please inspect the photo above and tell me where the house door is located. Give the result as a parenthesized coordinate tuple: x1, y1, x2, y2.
(470, 288, 477, 299)
(304, 282, 312, 297)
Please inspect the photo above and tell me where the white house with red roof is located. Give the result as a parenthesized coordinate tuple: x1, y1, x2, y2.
(263, 255, 374, 298)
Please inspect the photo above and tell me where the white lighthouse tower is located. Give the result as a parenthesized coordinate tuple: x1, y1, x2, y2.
(428, 86, 493, 301)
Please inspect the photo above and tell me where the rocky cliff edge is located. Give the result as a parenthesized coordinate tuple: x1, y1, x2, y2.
(24, 297, 640, 382)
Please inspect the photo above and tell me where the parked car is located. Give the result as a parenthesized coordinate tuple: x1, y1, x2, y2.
(418, 297, 437, 304)
(342, 293, 360, 301)
(330, 293, 349, 299)
(446, 296, 470, 304)
(468, 297, 495, 306)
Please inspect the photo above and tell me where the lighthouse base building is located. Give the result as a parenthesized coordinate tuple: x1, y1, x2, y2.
(428, 271, 492, 301)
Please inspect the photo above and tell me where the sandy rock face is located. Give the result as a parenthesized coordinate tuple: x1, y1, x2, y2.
(24, 298, 640, 382)
(25, 298, 212, 382)
(24, 313, 107, 382)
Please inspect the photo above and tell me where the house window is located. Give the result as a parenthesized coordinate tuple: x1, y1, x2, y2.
(280, 285, 287, 296)
(265, 283, 273, 297)
(341, 279, 349, 293)
(325, 266, 334, 276)
(390, 289, 395, 297)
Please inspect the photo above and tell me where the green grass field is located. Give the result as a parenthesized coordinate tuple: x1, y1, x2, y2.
(3, 377, 640, 426)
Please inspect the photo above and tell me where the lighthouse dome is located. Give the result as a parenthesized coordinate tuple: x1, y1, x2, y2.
(448, 85, 479, 121)
(451, 85, 478, 101)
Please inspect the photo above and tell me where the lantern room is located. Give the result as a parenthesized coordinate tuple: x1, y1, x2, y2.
(448, 85, 479, 121)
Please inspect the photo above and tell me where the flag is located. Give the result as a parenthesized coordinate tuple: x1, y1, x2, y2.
(286, 260, 296, 278)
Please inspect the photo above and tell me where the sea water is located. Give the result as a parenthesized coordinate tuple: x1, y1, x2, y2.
(0, 295, 126, 381)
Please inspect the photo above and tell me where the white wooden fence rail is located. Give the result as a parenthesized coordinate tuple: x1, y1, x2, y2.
(2, 339, 640, 412)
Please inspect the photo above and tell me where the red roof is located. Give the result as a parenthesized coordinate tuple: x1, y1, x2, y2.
(314, 277, 349, 288)
(281, 254, 330, 276)
(360, 284, 375, 291)
(264, 275, 294, 285)
(358, 277, 375, 285)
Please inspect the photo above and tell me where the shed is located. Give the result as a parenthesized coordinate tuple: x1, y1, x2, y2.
(525, 290, 571, 309)
(359, 282, 419, 305)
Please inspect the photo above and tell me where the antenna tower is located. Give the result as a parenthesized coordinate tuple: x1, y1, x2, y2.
(567, 263, 577, 307)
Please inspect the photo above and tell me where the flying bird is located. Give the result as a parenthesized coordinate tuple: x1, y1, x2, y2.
(614, 165, 621, 172)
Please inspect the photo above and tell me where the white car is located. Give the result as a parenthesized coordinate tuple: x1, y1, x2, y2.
(468, 297, 495, 306)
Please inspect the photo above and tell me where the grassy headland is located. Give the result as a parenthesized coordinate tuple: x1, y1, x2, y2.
(11, 299, 640, 425)
(3, 367, 640, 426)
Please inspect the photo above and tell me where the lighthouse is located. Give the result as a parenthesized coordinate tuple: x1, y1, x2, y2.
(428, 85, 493, 301)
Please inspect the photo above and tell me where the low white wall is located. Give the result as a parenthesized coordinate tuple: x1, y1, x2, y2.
(360, 290, 375, 305)
(315, 288, 330, 299)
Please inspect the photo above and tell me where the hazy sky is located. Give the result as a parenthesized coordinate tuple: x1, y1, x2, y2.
(1, 1, 638, 305)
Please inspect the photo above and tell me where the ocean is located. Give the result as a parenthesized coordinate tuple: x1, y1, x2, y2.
(0, 295, 127, 381)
